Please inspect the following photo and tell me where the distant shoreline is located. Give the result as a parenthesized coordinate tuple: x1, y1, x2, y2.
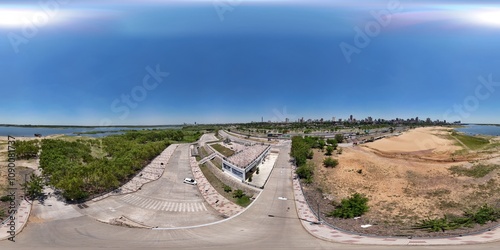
(0, 124, 182, 128)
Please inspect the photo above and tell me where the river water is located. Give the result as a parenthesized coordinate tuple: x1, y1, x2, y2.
(455, 124, 500, 136)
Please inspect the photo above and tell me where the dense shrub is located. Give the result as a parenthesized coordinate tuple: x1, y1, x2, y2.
(323, 157, 338, 168)
(37, 130, 195, 200)
(328, 193, 369, 219)
(296, 162, 314, 183)
(223, 185, 232, 193)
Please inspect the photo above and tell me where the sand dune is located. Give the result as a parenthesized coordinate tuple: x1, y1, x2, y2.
(363, 127, 460, 153)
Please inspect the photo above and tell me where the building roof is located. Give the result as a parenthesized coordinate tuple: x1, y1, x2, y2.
(225, 144, 269, 169)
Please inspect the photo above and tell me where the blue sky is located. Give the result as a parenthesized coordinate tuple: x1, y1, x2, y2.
(1, 0, 500, 125)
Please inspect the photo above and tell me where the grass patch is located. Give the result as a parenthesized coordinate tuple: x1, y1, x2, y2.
(199, 163, 252, 207)
(235, 195, 251, 206)
(414, 204, 500, 232)
(449, 164, 500, 178)
(211, 144, 235, 157)
(452, 132, 490, 150)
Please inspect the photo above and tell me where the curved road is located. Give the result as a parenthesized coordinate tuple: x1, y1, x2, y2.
(1, 141, 498, 249)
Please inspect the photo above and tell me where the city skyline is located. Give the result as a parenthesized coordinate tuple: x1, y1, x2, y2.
(1, 0, 500, 125)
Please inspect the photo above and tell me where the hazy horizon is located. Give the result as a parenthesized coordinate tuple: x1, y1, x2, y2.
(1, 0, 500, 125)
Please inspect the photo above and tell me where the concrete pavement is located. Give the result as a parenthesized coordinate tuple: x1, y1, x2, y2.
(0, 199, 31, 241)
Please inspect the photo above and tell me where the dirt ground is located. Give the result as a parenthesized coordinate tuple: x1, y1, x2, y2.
(303, 126, 500, 237)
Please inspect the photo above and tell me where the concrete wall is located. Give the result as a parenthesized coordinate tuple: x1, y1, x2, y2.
(204, 161, 261, 198)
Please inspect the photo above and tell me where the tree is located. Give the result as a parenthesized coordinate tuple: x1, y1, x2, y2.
(23, 173, 45, 200)
(323, 157, 338, 168)
(335, 134, 344, 143)
(317, 139, 326, 149)
(328, 193, 369, 219)
(296, 162, 314, 183)
(325, 146, 334, 156)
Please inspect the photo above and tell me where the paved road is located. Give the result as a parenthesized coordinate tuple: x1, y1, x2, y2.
(1, 141, 499, 249)
(77, 144, 222, 228)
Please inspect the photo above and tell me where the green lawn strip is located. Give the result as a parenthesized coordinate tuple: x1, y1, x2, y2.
(211, 144, 235, 157)
(452, 132, 490, 150)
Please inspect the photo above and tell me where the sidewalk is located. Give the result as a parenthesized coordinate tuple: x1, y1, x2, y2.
(190, 157, 245, 217)
(0, 199, 32, 241)
(292, 174, 500, 245)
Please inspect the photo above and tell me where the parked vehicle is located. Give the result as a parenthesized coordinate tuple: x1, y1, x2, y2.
(183, 177, 197, 185)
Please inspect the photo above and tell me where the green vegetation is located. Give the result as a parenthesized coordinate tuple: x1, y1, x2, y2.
(22, 174, 45, 200)
(15, 140, 40, 160)
(326, 138, 338, 150)
(323, 157, 339, 168)
(0, 195, 13, 202)
(327, 193, 369, 219)
(414, 204, 500, 232)
(451, 132, 490, 150)
(39, 129, 199, 200)
(211, 144, 235, 157)
(290, 136, 322, 166)
(233, 189, 251, 207)
(199, 163, 252, 207)
(296, 162, 315, 184)
(335, 134, 344, 143)
(325, 145, 334, 156)
(449, 164, 500, 178)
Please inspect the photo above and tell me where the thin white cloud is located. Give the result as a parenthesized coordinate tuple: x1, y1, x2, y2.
(0, 6, 122, 29)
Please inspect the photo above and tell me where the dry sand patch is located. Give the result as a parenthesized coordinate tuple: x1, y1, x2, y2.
(363, 127, 460, 153)
(305, 127, 500, 236)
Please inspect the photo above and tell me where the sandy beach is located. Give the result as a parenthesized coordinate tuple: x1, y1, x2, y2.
(363, 126, 461, 153)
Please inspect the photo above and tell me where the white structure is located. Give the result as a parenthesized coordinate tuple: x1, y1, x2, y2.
(222, 144, 270, 181)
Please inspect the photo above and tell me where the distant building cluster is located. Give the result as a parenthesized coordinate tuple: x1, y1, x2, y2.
(255, 115, 460, 126)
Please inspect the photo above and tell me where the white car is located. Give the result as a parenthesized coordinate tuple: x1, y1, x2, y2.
(183, 177, 197, 185)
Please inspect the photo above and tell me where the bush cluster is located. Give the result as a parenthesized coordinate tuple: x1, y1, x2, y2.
(327, 193, 369, 219)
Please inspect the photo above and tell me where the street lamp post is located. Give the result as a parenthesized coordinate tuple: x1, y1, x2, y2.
(317, 200, 321, 223)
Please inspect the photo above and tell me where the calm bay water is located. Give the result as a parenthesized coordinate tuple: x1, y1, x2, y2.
(0, 126, 178, 138)
(456, 124, 500, 136)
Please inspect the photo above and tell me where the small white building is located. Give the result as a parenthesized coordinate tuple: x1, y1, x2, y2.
(222, 144, 271, 181)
